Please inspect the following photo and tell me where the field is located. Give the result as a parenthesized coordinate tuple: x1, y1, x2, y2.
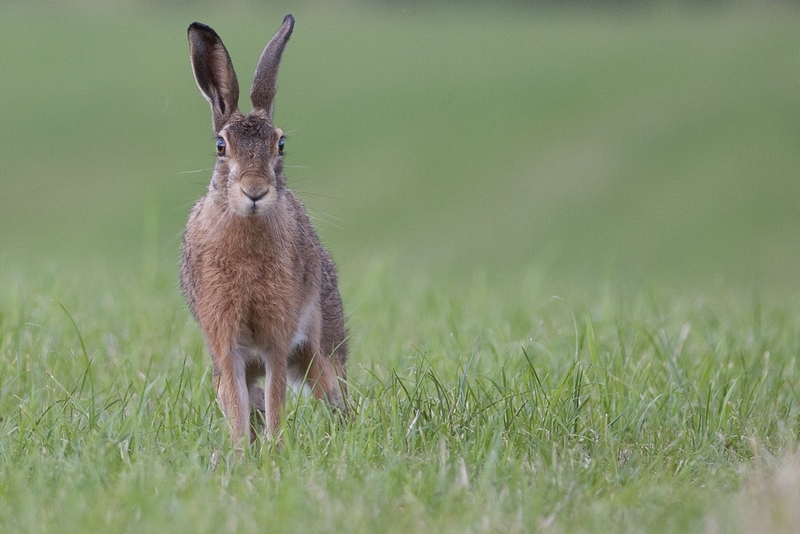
(1, 1, 798, 532)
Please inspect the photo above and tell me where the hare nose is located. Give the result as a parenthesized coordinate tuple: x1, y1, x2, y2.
(246, 188, 267, 201)
(242, 183, 268, 202)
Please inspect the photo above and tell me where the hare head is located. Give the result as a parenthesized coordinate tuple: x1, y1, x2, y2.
(188, 15, 294, 217)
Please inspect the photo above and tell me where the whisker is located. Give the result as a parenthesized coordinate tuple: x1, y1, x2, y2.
(174, 167, 214, 176)
(306, 208, 349, 232)
(310, 209, 348, 225)
(294, 190, 343, 201)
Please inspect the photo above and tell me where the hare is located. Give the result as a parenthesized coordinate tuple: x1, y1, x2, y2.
(181, 14, 348, 452)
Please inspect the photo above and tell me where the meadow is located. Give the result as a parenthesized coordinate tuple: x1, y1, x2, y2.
(0, 1, 798, 532)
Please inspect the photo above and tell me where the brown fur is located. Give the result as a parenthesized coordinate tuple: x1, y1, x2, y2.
(181, 15, 347, 452)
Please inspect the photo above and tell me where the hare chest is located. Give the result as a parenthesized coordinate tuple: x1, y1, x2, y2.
(187, 228, 314, 366)
(232, 259, 312, 347)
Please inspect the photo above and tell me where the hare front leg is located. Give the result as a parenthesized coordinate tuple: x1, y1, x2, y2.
(212, 350, 250, 454)
(263, 349, 288, 443)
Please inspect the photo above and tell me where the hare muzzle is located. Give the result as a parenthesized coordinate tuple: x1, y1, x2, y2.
(235, 173, 272, 215)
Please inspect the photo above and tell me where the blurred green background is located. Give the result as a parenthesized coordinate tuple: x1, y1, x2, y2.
(0, 0, 797, 291)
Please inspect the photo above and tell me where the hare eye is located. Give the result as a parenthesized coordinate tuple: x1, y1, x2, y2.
(278, 136, 285, 155)
(216, 137, 226, 157)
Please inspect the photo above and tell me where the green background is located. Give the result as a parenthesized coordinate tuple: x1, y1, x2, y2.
(1, 1, 796, 291)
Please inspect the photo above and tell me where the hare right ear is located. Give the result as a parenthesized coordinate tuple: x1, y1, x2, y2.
(188, 23, 240, 133)
(250, 14, 294, 121)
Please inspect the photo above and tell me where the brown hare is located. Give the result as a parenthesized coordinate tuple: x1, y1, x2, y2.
(181, 14, 348, 452)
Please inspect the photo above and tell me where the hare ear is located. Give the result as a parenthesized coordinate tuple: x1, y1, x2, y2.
(250, 14, 294, 121)
(188, 22, 240, 133)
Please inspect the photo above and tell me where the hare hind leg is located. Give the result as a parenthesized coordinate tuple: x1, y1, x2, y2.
(295, 342, 347, 413)
(309, 357, 347, 413)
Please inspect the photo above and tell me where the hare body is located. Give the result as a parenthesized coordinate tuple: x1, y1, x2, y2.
(181, 15, 347, 451)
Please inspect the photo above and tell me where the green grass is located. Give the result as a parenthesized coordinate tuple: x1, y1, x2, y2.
(1, 1, 799, 532)
(1, 262, 799, 532)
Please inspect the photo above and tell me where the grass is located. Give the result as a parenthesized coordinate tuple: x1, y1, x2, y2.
(1, 261, 798, 532)
(0, 1, 799, 532)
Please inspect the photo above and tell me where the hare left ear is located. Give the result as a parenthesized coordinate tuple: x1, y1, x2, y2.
(188, 22, 240, 133)
(250, 14, 294, 121)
